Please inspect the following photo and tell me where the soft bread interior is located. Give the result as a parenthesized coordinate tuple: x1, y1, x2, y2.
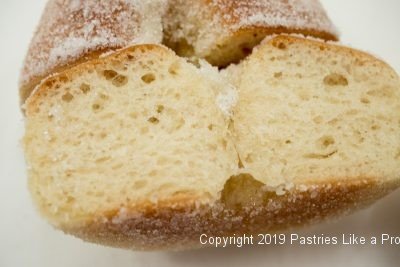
(23, 36, 400, 231)
(230, 36, 400, 187)
(24, 45, 239, 225)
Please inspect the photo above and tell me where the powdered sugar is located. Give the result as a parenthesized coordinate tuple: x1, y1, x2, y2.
(48, 36, 122, 67)
(111, 207, 129, 224)
(226, 0, 338, 35)
(216, 88, 238, 116)
(196, 59, 238, 116)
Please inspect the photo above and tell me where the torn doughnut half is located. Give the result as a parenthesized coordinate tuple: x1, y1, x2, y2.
(23, 36, 400, 250)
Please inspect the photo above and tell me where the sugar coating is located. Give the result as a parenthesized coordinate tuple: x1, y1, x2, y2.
(85, 179, 385, 250)
(219, 0, 338, 34)
(20, 0, 167, 90)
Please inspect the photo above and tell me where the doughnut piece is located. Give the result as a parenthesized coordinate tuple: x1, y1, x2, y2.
(24, 44, 239, 249)
(163, 0, 338, 66)
(230, 35, 400, 198)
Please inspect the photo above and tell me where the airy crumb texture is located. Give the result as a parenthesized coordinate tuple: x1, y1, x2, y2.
(24, 45, 238, 226)
(163, 0, 338, 66)
(20, 0, 167, 103)
(23, 36, 400, 250)
(232, 36, 400, 187)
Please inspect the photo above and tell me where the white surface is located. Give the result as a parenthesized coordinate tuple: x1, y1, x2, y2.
(0, 0, 399, 266)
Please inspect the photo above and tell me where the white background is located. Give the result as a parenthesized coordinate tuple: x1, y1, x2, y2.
(1, 0, 399, 266)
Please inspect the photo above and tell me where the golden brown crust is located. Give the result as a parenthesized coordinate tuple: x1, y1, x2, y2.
(61, 178, 399, 251)
(25, 44, 171, 115)
(20, 48, 114, 104)
(264, 35, 395, 69)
